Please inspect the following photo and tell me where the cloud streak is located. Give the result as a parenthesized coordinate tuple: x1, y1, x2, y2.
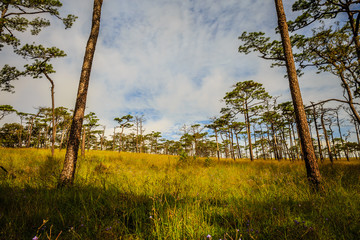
(0, 0, 345, 139)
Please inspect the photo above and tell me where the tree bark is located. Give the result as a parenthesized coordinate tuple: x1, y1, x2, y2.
(274, 0, 321, 190)
(58, 0, 103, 187)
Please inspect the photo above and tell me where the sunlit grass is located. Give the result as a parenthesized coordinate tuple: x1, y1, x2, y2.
(0, 148, 359, 239)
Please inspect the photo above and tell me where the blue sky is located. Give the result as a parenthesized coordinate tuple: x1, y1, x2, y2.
(0, 0, 346, 139)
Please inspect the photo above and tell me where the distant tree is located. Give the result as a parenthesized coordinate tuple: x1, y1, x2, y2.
(0, 123, 23, 147)
(319, 105, 334, 163)
(16, 111, 28, 147)
(308, 102, 324, 161)
(134, 115, 146, 153)
(17, 44, 66, 156)
(151, 131, 162, 154)
(0, 104, 16, 120)
(334, 106, 350, 161)
(58, 0, 103, 188)
(277, 101, 298, 161)
(190, 124, 206, 157)
(81, 112, 99, 156)
(206, 117, 228, 161)
(223, 80, 270, 161)
(99, 125, 106, 150)
(114, 114, 133, 152)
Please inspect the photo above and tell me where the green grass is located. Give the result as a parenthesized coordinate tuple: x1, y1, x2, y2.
(0, 148, 360, 239)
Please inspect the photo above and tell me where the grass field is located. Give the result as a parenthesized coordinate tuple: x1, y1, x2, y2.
(0, 148, 360, 239)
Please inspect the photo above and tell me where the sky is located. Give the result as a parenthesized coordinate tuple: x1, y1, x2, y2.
(0, 0, 347, 140)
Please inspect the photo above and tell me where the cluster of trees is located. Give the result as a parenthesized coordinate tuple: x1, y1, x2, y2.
(2, 80, 360, 162)
(0, 105, 216, 157)
(1, 1, 359, 189)
(209, 80, 360, 162)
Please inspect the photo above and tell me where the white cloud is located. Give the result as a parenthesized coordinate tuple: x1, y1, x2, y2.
(0, 0, 352, 140)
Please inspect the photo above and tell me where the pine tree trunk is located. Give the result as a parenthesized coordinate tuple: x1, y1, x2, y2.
(215, 128, 220, 161)
(81, 127, 86, 157)
(336, 112, 349, 161)
(311, 104, 324, 162)
(274, 0, 321, 190)
(245, 102, 254, 161)
(320, 111, 333, 164)
(58, 0, 103, 188)
(44, 72, 56, 157)
(27, 117, 34, 148)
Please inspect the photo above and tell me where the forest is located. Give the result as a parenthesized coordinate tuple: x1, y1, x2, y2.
(1, 0, 360, 239)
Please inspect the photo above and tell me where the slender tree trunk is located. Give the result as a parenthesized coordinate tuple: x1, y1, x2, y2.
(245, 102, 254, 161)
(235, 132, 242, 159)
(281, 127, 291, 161)
(355, 120, 360, 145)
(291, 123, 300, 160)
(44, 72, 56, 157)
(113, 127, 116, 151)
(253, 128, 258, 159)
(271, 123, 280, 160)
(58, 0, 103, 188)
(311, 104, 324, 162)
(328, 123, 338, 160)
(259, 125, 266, 159)
(59, 128, 67, 151)
(18, 122, 23, 147)
(229, 128, 236, 160)
(27, 117, 34, 147)
(118, 129, 124, 153)
(266, 126, 272, 159)
(336, 111, 349, 161)
(44, 124, 49, 149)
(288, 122, 295, 161)
(81, 127, 86, 157)
(274, 0, 321, 190)
(215, 128, 220, 161)
(321, 111, 333, 164)
(101, 126, 105, 150)
(37, 129, 41, 149)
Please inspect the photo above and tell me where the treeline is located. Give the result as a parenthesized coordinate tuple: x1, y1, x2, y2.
(1, 79, 359, 161)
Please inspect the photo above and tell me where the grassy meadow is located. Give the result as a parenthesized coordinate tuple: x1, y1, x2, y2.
(0, 148, 360, 239)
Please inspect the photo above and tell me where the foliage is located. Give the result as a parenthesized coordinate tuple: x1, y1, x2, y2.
(0, 0, 76, 92)
(0, 104, 16, 120)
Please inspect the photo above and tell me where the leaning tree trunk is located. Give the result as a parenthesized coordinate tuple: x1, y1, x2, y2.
(58, 0, 103, 188)
(274, 0, 321, 190)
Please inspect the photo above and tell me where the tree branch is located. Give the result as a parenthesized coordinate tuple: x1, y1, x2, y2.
(305, 98, 359, 109)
